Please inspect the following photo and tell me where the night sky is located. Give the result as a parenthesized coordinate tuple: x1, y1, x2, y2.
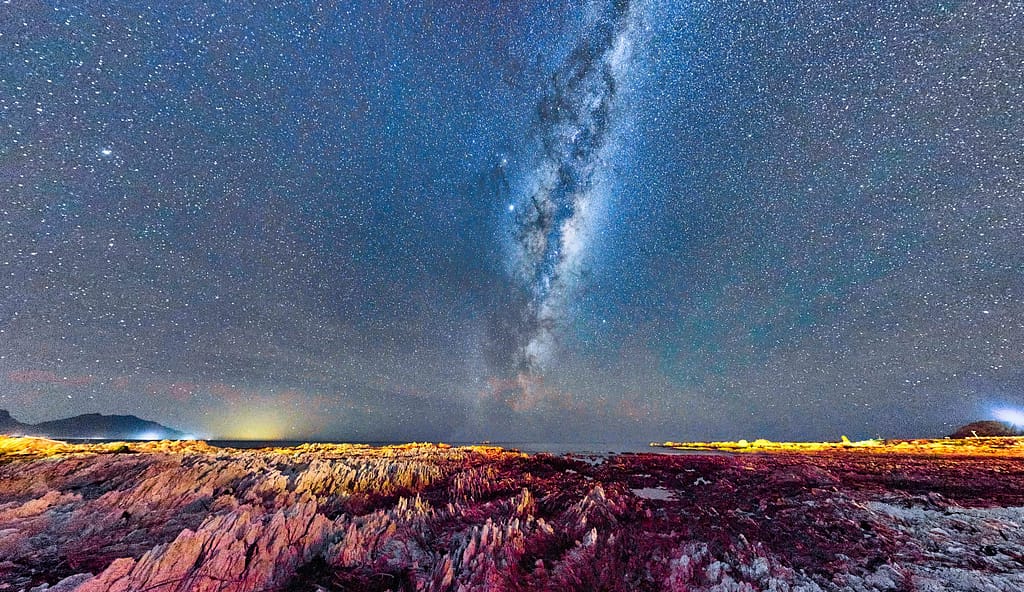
(2, 0, 1022, 442)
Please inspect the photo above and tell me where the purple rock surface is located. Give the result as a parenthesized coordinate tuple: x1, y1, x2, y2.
(1, 438, 1023, 591)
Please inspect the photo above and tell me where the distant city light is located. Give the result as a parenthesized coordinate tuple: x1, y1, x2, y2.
(136, 432, 162, 441)
(993, 408, 1024, 427)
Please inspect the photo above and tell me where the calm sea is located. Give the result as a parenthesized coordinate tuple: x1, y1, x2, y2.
(64, 439, 718, 456)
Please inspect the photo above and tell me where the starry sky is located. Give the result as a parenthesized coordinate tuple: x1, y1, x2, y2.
(2, 0, 1022, 442)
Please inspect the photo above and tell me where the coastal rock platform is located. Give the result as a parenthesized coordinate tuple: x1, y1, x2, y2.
(1, 436, 1023, 591)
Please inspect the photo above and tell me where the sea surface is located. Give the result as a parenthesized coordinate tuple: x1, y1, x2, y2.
(209, 441, 732, 456)
(63, 439, 725, 456)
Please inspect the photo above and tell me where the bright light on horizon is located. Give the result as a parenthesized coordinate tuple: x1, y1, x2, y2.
(208, 409, 291, 440)
(993, 408, 1024, 427)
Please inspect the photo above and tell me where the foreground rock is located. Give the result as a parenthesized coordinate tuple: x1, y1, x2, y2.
(1, 437, 1023, 591)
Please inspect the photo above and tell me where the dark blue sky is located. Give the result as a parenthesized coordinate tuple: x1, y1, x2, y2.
(2, 0, 1021, 441)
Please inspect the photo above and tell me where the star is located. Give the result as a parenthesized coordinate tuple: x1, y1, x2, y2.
(0, 0, 1019, 443)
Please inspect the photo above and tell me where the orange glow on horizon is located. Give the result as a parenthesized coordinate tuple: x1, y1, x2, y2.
(206, 409, 295, 440)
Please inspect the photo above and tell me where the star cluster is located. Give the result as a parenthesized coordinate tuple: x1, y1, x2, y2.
(1, 0, 1021, 442)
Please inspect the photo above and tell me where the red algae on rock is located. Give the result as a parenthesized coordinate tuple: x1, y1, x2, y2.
(1, 436, 1023, 591)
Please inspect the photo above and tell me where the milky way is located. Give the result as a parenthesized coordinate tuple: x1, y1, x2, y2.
(507, 0, 638, 376)
(1, 1, 1021, 442)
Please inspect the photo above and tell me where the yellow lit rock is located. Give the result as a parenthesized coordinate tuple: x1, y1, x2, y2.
(655, 436, 1024, 456)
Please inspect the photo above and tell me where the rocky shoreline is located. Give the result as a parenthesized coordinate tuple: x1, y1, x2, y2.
(1, 436, 1022, 591)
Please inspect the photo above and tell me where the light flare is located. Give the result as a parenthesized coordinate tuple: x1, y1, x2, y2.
(994, 408, 1024, 427)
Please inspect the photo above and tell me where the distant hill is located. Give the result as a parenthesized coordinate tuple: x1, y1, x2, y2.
(0, 409, 184, 440)
(948, 420, 1024, 438)
(0, 410, 25, 433)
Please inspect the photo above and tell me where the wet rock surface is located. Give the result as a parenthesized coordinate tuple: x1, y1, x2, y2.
(1, 437, 1023, 591)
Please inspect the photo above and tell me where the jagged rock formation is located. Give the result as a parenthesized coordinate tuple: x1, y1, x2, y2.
(1, 437, 1023, 591)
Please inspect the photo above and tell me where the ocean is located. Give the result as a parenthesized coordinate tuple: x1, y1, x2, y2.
(63, 439, 721, 456)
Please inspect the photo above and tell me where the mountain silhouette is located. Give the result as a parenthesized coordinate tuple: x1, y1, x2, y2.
(0, 409, 184, 440)
(948, 420, 1023, 438)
